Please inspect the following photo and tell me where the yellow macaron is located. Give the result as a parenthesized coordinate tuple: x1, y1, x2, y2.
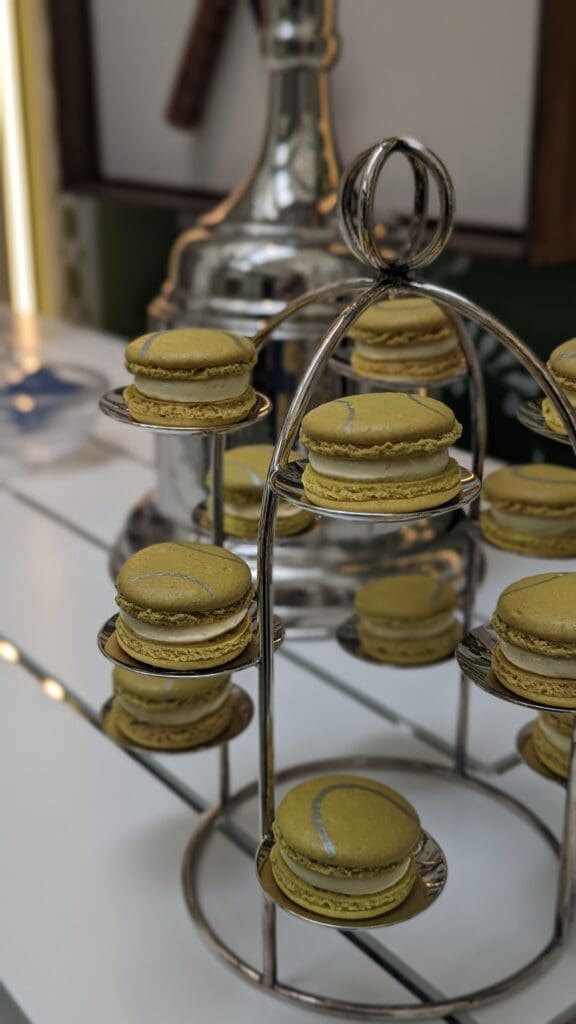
(531, 711, 574, 780)
(481, 464, 576, 557)
(349, 297, 463, 381)
(542, 337, 576, 435)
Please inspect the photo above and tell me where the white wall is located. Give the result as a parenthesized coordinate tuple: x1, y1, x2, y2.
(90, 0, 540, 229)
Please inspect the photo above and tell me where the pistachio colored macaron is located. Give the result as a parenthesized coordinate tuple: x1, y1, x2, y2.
(354, 574, 461, 665)
(114, 542, 253, 671)
(124, 327, 257, 427)
(300, 392, 462, 513)
(542, 337, 576, 435)
(111, 665, 233, 750)
(270, 774, 421, 921)
(349, 297, 463, 381)
(481, 464, 576, 558)
(532, 711, 575, 780)
(204, 444, 315, 539)
(491, 573, 576, 708)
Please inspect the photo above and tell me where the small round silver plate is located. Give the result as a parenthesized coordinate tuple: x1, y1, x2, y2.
(97, 607, 284, 678)
(270, 460, 481, 524)
(516, 399, 571, 446)
(100, 685, 254, 754)
(329, 347, 467, 390)
(99, 387, 272, 437)
(336, 614, 457, 668)
(516, 722, 566, 788)
(255, 831, 447, 931)
(456, 625, 576, 713)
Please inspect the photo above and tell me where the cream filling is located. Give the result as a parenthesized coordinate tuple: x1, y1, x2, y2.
(134, 372, 249, 403)
(308, 449, 449, 482)
(500, 640, 576, 680)
(119, 682, 230, 726)
(538, 716, 572, 755)
(223, 499, 302, 521)
(356, 336, 458, 362)
(361, 611, 455, 640)
(280, 848, 411, 896)
(490, 508, 576, 537)
(119, 607, 246, 643)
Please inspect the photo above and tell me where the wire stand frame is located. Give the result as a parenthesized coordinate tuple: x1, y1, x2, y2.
(182, 137, 576, 1018)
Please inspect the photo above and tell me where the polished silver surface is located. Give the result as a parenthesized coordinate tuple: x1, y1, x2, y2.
(270, 460, 481, 524)
(517, 398, 571, 445)
(182, 755, 561, 1020)
(100, 686, 254, 755)
(329, 344, 467, 390)
(99, 387, 272, 437)
(97, 608, 285, 679)
(335, 615, 457, 669)
(516, 723, 566, 788)
(255, 830, 447, 931)
(457, 626, 576, 714)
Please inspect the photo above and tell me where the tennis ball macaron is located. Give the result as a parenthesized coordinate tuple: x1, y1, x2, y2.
(531, 711, 575, 780)
(348, 297, 462, 381)
(481, 464, 576, 557)
(205, 444, 315, 539)
(355, 574, 461, 665)
(300, 392, 462, 513)
(269, 774, 422, 921)
(124, 327, 257, 427)
(114, 542, 253, 671)
(542, 337, 576, 435)
(491, 573, 576, 708)
(110, 665, 233, 750)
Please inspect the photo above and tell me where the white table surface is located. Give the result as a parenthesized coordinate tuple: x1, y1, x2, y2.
(0, 311, 574, 1024)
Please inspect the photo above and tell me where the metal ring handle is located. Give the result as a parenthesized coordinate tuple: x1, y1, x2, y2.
(337, 136, 455, 273)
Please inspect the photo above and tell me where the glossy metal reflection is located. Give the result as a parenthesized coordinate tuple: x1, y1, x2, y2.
(335, 615, 457, 669)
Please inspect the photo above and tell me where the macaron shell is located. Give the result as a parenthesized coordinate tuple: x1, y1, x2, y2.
(112, 665, 230, 703)
(206, 444, 301, 497)
(491, 644, 576, 708)
(540, 711, 576, 736)
(481, 510, 576, 558)
(125, 328, 256, 377)
(203, 508, 315, 540)
(548, 337, 576, 384)
(350, 349, 463, 382)
(274, 774, 421, 870)
(302, 458, 461, 513)
(532, 718, 570, 779)
(269, 843, 417, 920)
(542, 397, 572, 436)
(483, 464, 576, 513)
(124, 384, 257, 428)
(494, 573, 576, 651)
(116, 542, 252, 620)
(349, 297, 451, 346)
(355, 574, 457, 621)
(359, 620, 461, 666)
(115, 613, 252, 671)
(113, 696, 232, 750)
(301, 393, 461, 457)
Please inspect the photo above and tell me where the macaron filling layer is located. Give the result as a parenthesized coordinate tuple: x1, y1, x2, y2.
(134, 372, 250, 403)
(308, 449, 449, 482)
(118, 607, 247, 643)
(537, 715, 573, 754)
(117, 681, 231, 726)
(355, 337, 458, 362)
(222, 498, 303, 521)
(500, 640, 576, 680)
(278, 846, 412, 896)
(490, 508, 576, 537)
(360, 611, 455, 640)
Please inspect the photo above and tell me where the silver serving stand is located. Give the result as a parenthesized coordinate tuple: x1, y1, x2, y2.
(180, 137, 576, 1018)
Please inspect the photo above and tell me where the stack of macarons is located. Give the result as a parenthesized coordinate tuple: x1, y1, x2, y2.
(491, 573, 576, 708)
(114, 542, 254, 671)
(542, 337, 576, 435)
(205, 444, 315, 539)
(531, 711, 574, 781)
(481, 464, 576, 557)
(110, 665, 233, 750)
(348, 297, 463, 382)
(124, 327, 257, 427)
(299, 392, 463, 513)
(269, 774, 422, 921)
(354, 574, 461, 665)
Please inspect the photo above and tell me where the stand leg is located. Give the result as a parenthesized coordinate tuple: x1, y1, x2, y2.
(219, 743, 230, 807)
(455, 523, 481, 774)
(555, 719, 576, 939)
(210, 433, 225, 548)
(261, 897, 278, 987)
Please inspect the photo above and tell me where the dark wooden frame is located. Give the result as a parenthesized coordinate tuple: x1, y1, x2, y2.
(47, 0, 576, 262)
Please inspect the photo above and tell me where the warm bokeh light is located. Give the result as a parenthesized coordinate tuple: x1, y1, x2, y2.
(42, 678, 66, 701)
(13, 394, 35, 412)
(0, 640, 20, 663)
